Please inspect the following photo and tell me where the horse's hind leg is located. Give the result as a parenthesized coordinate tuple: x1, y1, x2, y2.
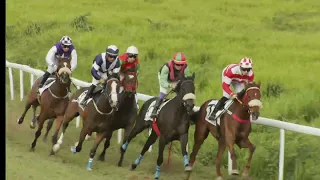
(49, 115, 65, 155)
(30, 105, 38, 129)
(17, 98, 36, 125)
(130, 130, 158, 170)
(43, 118, 54, 142)
(237, 138, 256, 178)
(215, 139, 227, 179)
(98, 132, 113, 161)
(86, 132, 106, 170)
(153, 136, 167, 179)
(30, 111, 46, 151)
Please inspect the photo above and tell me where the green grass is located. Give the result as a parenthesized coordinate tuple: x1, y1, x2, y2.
(6, 0, 320, 179)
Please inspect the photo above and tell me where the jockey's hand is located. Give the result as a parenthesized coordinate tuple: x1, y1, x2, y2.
(169, 83, 177, 88)
(99, 79, 105, 84)
(231, 93, 237, 99)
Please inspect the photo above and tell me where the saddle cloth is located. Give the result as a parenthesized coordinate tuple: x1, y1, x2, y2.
(205, 99, 234, 126)
(72, 86, 105, 110)
(144, 98, 172, 121)
(38, 78, 56, 96)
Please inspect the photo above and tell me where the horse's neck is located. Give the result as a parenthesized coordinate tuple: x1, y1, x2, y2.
(119, 93, 135, 109)
(50, 78, 69, 96)
(95, 92, 112, 110)
(231, 102, 250, 120)
(171, 96, 187, 117)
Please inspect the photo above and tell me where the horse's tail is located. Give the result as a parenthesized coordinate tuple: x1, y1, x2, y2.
(190, 109, 200, 125)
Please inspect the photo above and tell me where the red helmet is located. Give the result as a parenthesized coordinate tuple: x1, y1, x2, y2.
(172, 52, 187, 65)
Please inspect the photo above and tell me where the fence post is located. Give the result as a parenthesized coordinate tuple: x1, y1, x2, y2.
(9, 67, 14, 100)
(76, 86, 81, 128)
(118, 129, 123, 144)
(30, 73, 34, 89)
(279, 129, 285, 180)
(20, 70, 24, 101)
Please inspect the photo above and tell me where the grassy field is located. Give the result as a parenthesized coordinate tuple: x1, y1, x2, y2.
(6, 0, 320, 179)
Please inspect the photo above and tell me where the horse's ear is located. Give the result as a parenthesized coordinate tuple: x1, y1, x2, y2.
(192, 72, 195, 80)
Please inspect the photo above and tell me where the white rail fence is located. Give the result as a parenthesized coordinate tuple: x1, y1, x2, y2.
(6, 60, 320, 180)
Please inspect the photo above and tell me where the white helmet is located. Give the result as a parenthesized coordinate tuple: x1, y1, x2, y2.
(239, 57, 253, 69)
(126, 46, 138, 55)
(60, 36, 72, 46)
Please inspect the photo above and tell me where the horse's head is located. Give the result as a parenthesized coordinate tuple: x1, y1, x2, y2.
(104, 74, 121, 111)
(122, 71, 138, 94)
(56, 55, 72, 84)
(237, 81, 262, 120)
(175, 73, 196, 114)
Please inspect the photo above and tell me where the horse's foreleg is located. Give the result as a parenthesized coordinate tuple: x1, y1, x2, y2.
(225, 129, 238, 175)
(237, 138, 256, 178)
(131, 130, 158, 170)
(43, 118, 54, 143)
(71, 125, 88, 153)
(49, 116, 64, 155)
(179, 133, 190, 169)
(30, 105, 38, 129)
(118, 122, 135, 167)
(154, 136, 166, 179)
(215, 139, 227, 179)
(30, 112, 46, 151)
(87, 132, 106, 170)
(98, 132, 113, 161)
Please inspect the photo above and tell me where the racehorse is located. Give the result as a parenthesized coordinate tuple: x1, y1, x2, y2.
(50, 74, 121, 158)
(186, 81, 262, 180)
(118, 73, 196, 179)
(17, 55, 72, 152)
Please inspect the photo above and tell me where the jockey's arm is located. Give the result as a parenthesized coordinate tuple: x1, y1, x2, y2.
(45, 46, 58, 66)
(222, 75, 234, 96)
(91, 54, 102, 80)
(248, 71, 254, 82)
(159, 66, 170, 88)
(70, 49, 78, 71)
(183, 66, 189, 77)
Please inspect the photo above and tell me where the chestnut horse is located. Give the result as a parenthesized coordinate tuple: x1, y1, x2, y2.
(17, 56, 72, 152)
(186, 81, 262, 180)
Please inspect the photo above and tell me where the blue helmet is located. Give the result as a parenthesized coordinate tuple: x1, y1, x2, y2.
(106, 45, 119, 56)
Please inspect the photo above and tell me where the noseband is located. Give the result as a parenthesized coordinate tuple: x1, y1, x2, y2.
(235, 87, 262, 115)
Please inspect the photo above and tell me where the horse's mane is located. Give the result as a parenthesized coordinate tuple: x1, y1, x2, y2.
(175, 75, 195, 93)
(237, 81, 260, 99)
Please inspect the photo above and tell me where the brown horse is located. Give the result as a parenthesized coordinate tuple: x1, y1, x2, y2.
(186, 81, 262, 180)
(17, 56, 72, 152)
(50, 74, 121, 156)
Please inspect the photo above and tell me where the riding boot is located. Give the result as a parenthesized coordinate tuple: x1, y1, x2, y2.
(80, 84, 96, 106)
(150, 98, 162, 118)
(208, 96, 228, 139)
(39, 71, 51, 88)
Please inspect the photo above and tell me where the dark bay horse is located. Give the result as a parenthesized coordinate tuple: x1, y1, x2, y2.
(186, 81, 262, 180)
(17, 56, 72, 151)
(118, 73, 196, 179)
(50, 74, 121, 158)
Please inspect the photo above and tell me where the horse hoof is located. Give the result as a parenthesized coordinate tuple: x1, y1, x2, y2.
(17, 118, 23, 124)
(231, 169, 239, 175)
(117, 162, 122, 167)
(242, 170, 249, 177)
(87, 167, 92, 171)
(98, 156, 105, 162)
(49, 150, 55, 156)
(30, 123, 36, 129)
(130, 164, 137, 170)
(216, 176, 223, 180)
(52, 144, 60, 153)
(29, 147, 35, 152)
(184, 165, 193, 172)
(70, 146, 76, 153)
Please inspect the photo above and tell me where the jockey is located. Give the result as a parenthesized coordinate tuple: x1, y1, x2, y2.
(119, 45, 140, 80)
(208, 57, 255, 121)
(80, 45, 121, 106)
(119, 45, 140, 109)
(150, 52, 189, 118)
(39, 36, 77, 88)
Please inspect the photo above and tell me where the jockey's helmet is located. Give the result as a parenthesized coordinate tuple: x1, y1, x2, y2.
(172, 52, 187, 65)
(60, 36, 73, 46)
(126, 46, 138, 55)
(106, 45, 119, 56)
(239, 57, 253, 69)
